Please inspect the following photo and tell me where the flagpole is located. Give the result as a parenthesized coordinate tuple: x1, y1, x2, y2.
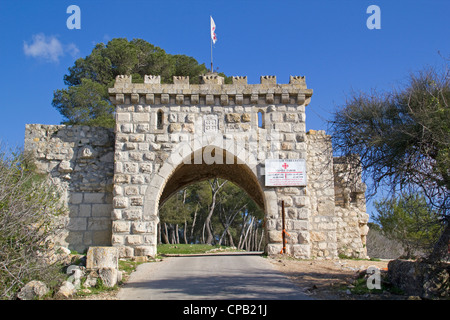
(210, 16, 213, 73)
(210, 33, 213, 73)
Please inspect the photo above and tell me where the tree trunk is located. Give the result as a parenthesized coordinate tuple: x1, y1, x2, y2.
(190, 204, 198, 243)
(162, 223, 169, 244)
(184, 220, 188, 244)
(427, 218, 450, 262)
(227, 228, 235, 247)
(158, 223, 162, 244)
(240, 216, 253, 251)
(238, 213, 250, 250)
(258, 227, 264, 251)
(205, 179, 227, 245)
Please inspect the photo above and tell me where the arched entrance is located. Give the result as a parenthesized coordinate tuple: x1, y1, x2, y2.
(143, 146, 267, 255)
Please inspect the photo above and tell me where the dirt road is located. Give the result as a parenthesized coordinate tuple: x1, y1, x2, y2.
(116, 252, 313, 300)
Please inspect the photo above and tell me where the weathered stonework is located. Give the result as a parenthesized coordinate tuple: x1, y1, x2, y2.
(24, 73, 369, 259)
(24, 124, 114, 253)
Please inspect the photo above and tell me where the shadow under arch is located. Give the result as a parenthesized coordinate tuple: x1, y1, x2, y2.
(143, 146, 266, 223)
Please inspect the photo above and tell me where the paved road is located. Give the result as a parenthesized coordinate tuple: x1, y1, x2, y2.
(117, 252, 312, 300)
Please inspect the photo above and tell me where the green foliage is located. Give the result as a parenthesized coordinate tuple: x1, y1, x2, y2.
(329, 62, 450, 261)
(53, 38, 212, 127)
(0, 147, 67, 299)
(157, 244, 239, 255)
(374, 193, 443, 258)
(53, 78, 115, 127)
(158, 179, 264, 250)
(328, 63, 449, 214)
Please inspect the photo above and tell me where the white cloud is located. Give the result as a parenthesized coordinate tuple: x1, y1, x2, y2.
(23, 33, 79, 63)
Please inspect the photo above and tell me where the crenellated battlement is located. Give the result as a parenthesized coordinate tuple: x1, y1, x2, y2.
(109, 74, 313, 106)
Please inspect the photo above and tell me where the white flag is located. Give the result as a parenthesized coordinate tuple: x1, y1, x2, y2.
(210, 16, 217, 44)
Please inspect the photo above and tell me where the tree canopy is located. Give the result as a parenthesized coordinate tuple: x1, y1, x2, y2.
(52, 38, 230, 127)
(328, 61, 450, 261)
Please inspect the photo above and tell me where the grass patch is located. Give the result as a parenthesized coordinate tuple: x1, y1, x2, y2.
(157, 244, 241, 255)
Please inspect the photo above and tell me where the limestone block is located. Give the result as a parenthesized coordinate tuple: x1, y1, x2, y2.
(260, 75, 276, 85)
(116, 94, 124, 104)
(266, 244, 283, 256)
(220, 94, 228, 106)
(265, 93, 274, 104)
(79, 146, 95, 159)
(135, 246, 156, 257)
(144, 75, 160, 84)
(67, 218, 87, 231)
(241, 113, 251, 122)
(98, 268, 118, 287)
(131, 93, 139, 104)
(159, 94, 169, 104)
(191, 94, 199, 104)
(120, 124, 133, 133)
(112, 235, 124, 245)
(206, 94, 214, 105)
(58, 160, 73, 173)
(130, 197, 143, 206)
(55, 281, 76, 299)
(123, 210, 142, 220)
(145, 93, 155, 104)
(232, 76, 247, 85)
(298, 231, 310, 244)
(126, 235, 142, 245)
(251, 94, 259, 104)
(292, 220, 309, 231)
(285, 113, 297, 122)
(131, 221, 154, 234)
(86, 246, 119, 270)
(114, 174, 130, 184)
(17, 281, 49, 300)
(226, 113, 241, 123)
(168, 113, 177, 123)
(129, 134, 144, 142)
(268, 230, 283, 243)
(176, 94, 184, 105)
(235, 94, 243, 105)
(168, 123, 181, 133)
(92, 204, 112, 217)
(112, 221, 130, 233)
(133, 113, 149, 122)
(293, 244, 310, 259)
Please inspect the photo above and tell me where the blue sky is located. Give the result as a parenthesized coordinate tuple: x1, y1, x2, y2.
(1, 0, 449, 215)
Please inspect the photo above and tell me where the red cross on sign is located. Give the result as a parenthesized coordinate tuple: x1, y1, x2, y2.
(282, 163, 289, 169)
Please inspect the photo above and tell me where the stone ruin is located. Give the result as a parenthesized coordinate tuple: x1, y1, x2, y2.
(24, 73, 369, 259)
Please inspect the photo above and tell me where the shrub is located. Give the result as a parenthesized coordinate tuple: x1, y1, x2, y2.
(0, 147, 67, 299)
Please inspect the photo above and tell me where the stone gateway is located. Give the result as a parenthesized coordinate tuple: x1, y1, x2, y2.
(24, 73, 369, 259)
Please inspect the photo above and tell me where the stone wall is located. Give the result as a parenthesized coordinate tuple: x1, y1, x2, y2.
(24, 73, 370, 259)
(24, 124, 114, 253)
(306, 130, 369, 259)
(333, 156, 369, 258)
(306, 130, 338, 258)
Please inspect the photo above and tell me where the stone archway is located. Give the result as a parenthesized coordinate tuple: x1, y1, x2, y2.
(109, 73, 315, 258)
(142, 146, 267, 255)
(24, 72, 371, 259)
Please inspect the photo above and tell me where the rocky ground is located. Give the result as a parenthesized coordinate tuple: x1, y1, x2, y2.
(267, 257, 407, 300)
(79, 256, 409, 300)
